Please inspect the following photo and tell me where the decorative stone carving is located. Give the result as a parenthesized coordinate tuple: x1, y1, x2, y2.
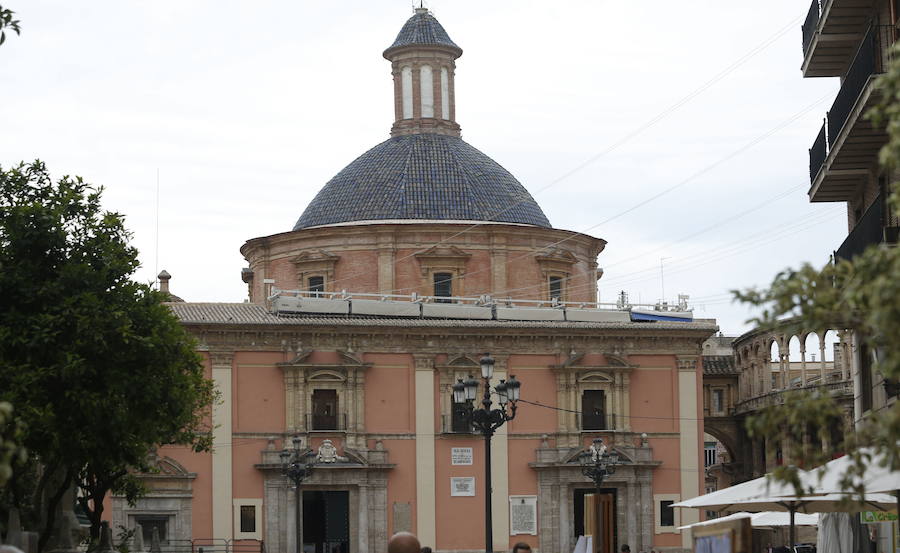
(317, 439, 349, 463)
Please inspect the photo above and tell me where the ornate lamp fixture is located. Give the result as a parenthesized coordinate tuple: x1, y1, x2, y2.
(451, 353, 522, 553)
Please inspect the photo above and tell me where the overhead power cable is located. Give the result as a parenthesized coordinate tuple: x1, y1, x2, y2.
(318, 14, 806, 294)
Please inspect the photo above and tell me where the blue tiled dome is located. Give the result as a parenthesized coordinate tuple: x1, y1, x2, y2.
(383, 9, 462, 57)
(293, 134, 551, 230)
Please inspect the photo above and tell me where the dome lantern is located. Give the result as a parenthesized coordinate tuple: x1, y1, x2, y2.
(383, 8, 463, 138)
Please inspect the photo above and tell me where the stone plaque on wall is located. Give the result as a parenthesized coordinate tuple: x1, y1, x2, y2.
(451, 447, 473, 465)
(450, 477, 475, 497)
(392, 502, 412, 533)
(509, 495, 537, 535)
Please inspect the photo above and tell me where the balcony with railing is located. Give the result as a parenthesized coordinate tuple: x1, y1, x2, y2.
(306, 412, 347, 432)
(576, 412, 616, 432)
(735, 375, 852, 415)
(809, 120, 828, 183)
(801, 0, 876, 77)
(834, 193, 897, 260)
(808, 25, 893, 203)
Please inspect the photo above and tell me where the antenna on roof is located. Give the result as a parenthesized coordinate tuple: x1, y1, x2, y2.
(154, 168, 160, 290)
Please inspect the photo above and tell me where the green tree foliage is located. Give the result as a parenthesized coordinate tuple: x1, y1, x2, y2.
(0, 161, 216, 551)
(0, 4, 21, 46)
(735, 45, 900, 496)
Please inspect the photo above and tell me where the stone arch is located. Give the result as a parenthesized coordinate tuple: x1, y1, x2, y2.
(702, 421, 741, 468)
(788, 335, 802, 362)
(309, 369, 346, 382)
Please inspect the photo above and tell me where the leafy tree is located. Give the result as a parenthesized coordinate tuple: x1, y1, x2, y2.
(0, 4, 21, 46)
(0, 161, 216, 551)
(735, 45, 900, 499)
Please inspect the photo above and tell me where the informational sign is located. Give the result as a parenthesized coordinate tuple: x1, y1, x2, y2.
(450, 477, 475, 496)
(451, 447, 473, 465)
(509, 495, 538, 535)
(861, 511, 898, 524)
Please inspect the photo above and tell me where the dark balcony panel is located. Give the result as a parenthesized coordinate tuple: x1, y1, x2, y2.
(809, 120, 828, 183)
(835, 193, 884, 261)
(802, 0, 821, 55)
(578, 412, 616, 431)
(828, 26, 877, 148)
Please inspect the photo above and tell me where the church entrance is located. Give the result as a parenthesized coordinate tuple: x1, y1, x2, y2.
(574, 488, 617, 553)
(303, 490, 349, 553)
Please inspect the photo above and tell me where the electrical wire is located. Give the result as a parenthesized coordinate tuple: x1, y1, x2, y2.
(315, 15, 807, 294)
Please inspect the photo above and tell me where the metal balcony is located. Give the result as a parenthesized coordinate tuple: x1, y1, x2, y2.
(809, 119, 828, 182)
(834, 193, 895, 260)
(576, 412, 616, 432)
(306, 413, 347, 432)
(801, 0, 877, 78)
(808, 25, 893, 203)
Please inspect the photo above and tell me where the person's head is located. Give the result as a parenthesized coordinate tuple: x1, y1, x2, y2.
(388, 532, 421, 553)
(621, 545, 631, 553)
(420, 548, 432, 553)
(511, 543, 532, 553)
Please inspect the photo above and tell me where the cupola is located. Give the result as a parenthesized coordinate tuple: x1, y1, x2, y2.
(383, 8, 463, 137)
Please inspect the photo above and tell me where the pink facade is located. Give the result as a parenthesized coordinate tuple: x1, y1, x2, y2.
(112, 9, 716, 553)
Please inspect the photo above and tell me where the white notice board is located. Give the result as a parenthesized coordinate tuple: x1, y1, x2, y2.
(450, 477, 475, 496)
(509, 495, 538, 535)
(451, 447, 473, 465)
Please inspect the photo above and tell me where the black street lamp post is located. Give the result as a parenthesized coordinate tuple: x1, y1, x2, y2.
(280, 436, 316, 553)
(452, 353, 521, 553)
(579, 438, 619, 553)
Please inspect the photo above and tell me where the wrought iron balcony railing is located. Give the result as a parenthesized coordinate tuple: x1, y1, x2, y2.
(827, 25, 893, 148)
(828, 25, 878, 146)
(802, 0, 822, 56)
(835, 193, 886, 261)
(576, 412, 616, 432)
(306, 413, 347, 432)
(809, 119, 827, 182)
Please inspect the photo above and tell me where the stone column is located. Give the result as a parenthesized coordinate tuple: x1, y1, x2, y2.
(413, 354, 436, 547)
(491, 233, 508, 296)
(411, 62, 421, 120)
(819, 333, 827, 382)
(800, 344, 807, 386)
(376, 231, 395, 295)
(210, 350, 234, 541)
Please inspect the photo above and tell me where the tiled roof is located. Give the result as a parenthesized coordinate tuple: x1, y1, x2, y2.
(384, 10, 461, 56)
(167, 302, 718, 331)
(293, 134, 551, 230)
(703, 355, 737, 375)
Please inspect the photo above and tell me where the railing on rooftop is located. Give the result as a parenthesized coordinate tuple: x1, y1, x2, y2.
(802, 0, 822, 56)
(269, 289, 689, 313)
(835, 193, 886, 261)
(809, 119, 828, 182)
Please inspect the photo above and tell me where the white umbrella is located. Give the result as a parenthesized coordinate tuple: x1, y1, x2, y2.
(672, 473, 896, 548)
(805, 447, 899, 495)
(750, 511, 819, 528)
(677, 512, 752, 530)
(677, 511, 818, 530)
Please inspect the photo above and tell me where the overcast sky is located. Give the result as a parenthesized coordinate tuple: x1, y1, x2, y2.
(1, 1, 843, 337)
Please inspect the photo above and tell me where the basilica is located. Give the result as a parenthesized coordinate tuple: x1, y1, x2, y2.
(122, 9, 717, 553)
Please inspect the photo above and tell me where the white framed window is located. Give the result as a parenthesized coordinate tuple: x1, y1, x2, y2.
(653, 493, 680, 534)
(233, 498, 263, 540)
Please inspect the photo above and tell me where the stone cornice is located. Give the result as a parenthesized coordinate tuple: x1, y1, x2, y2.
(185, 324, 714, 357)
